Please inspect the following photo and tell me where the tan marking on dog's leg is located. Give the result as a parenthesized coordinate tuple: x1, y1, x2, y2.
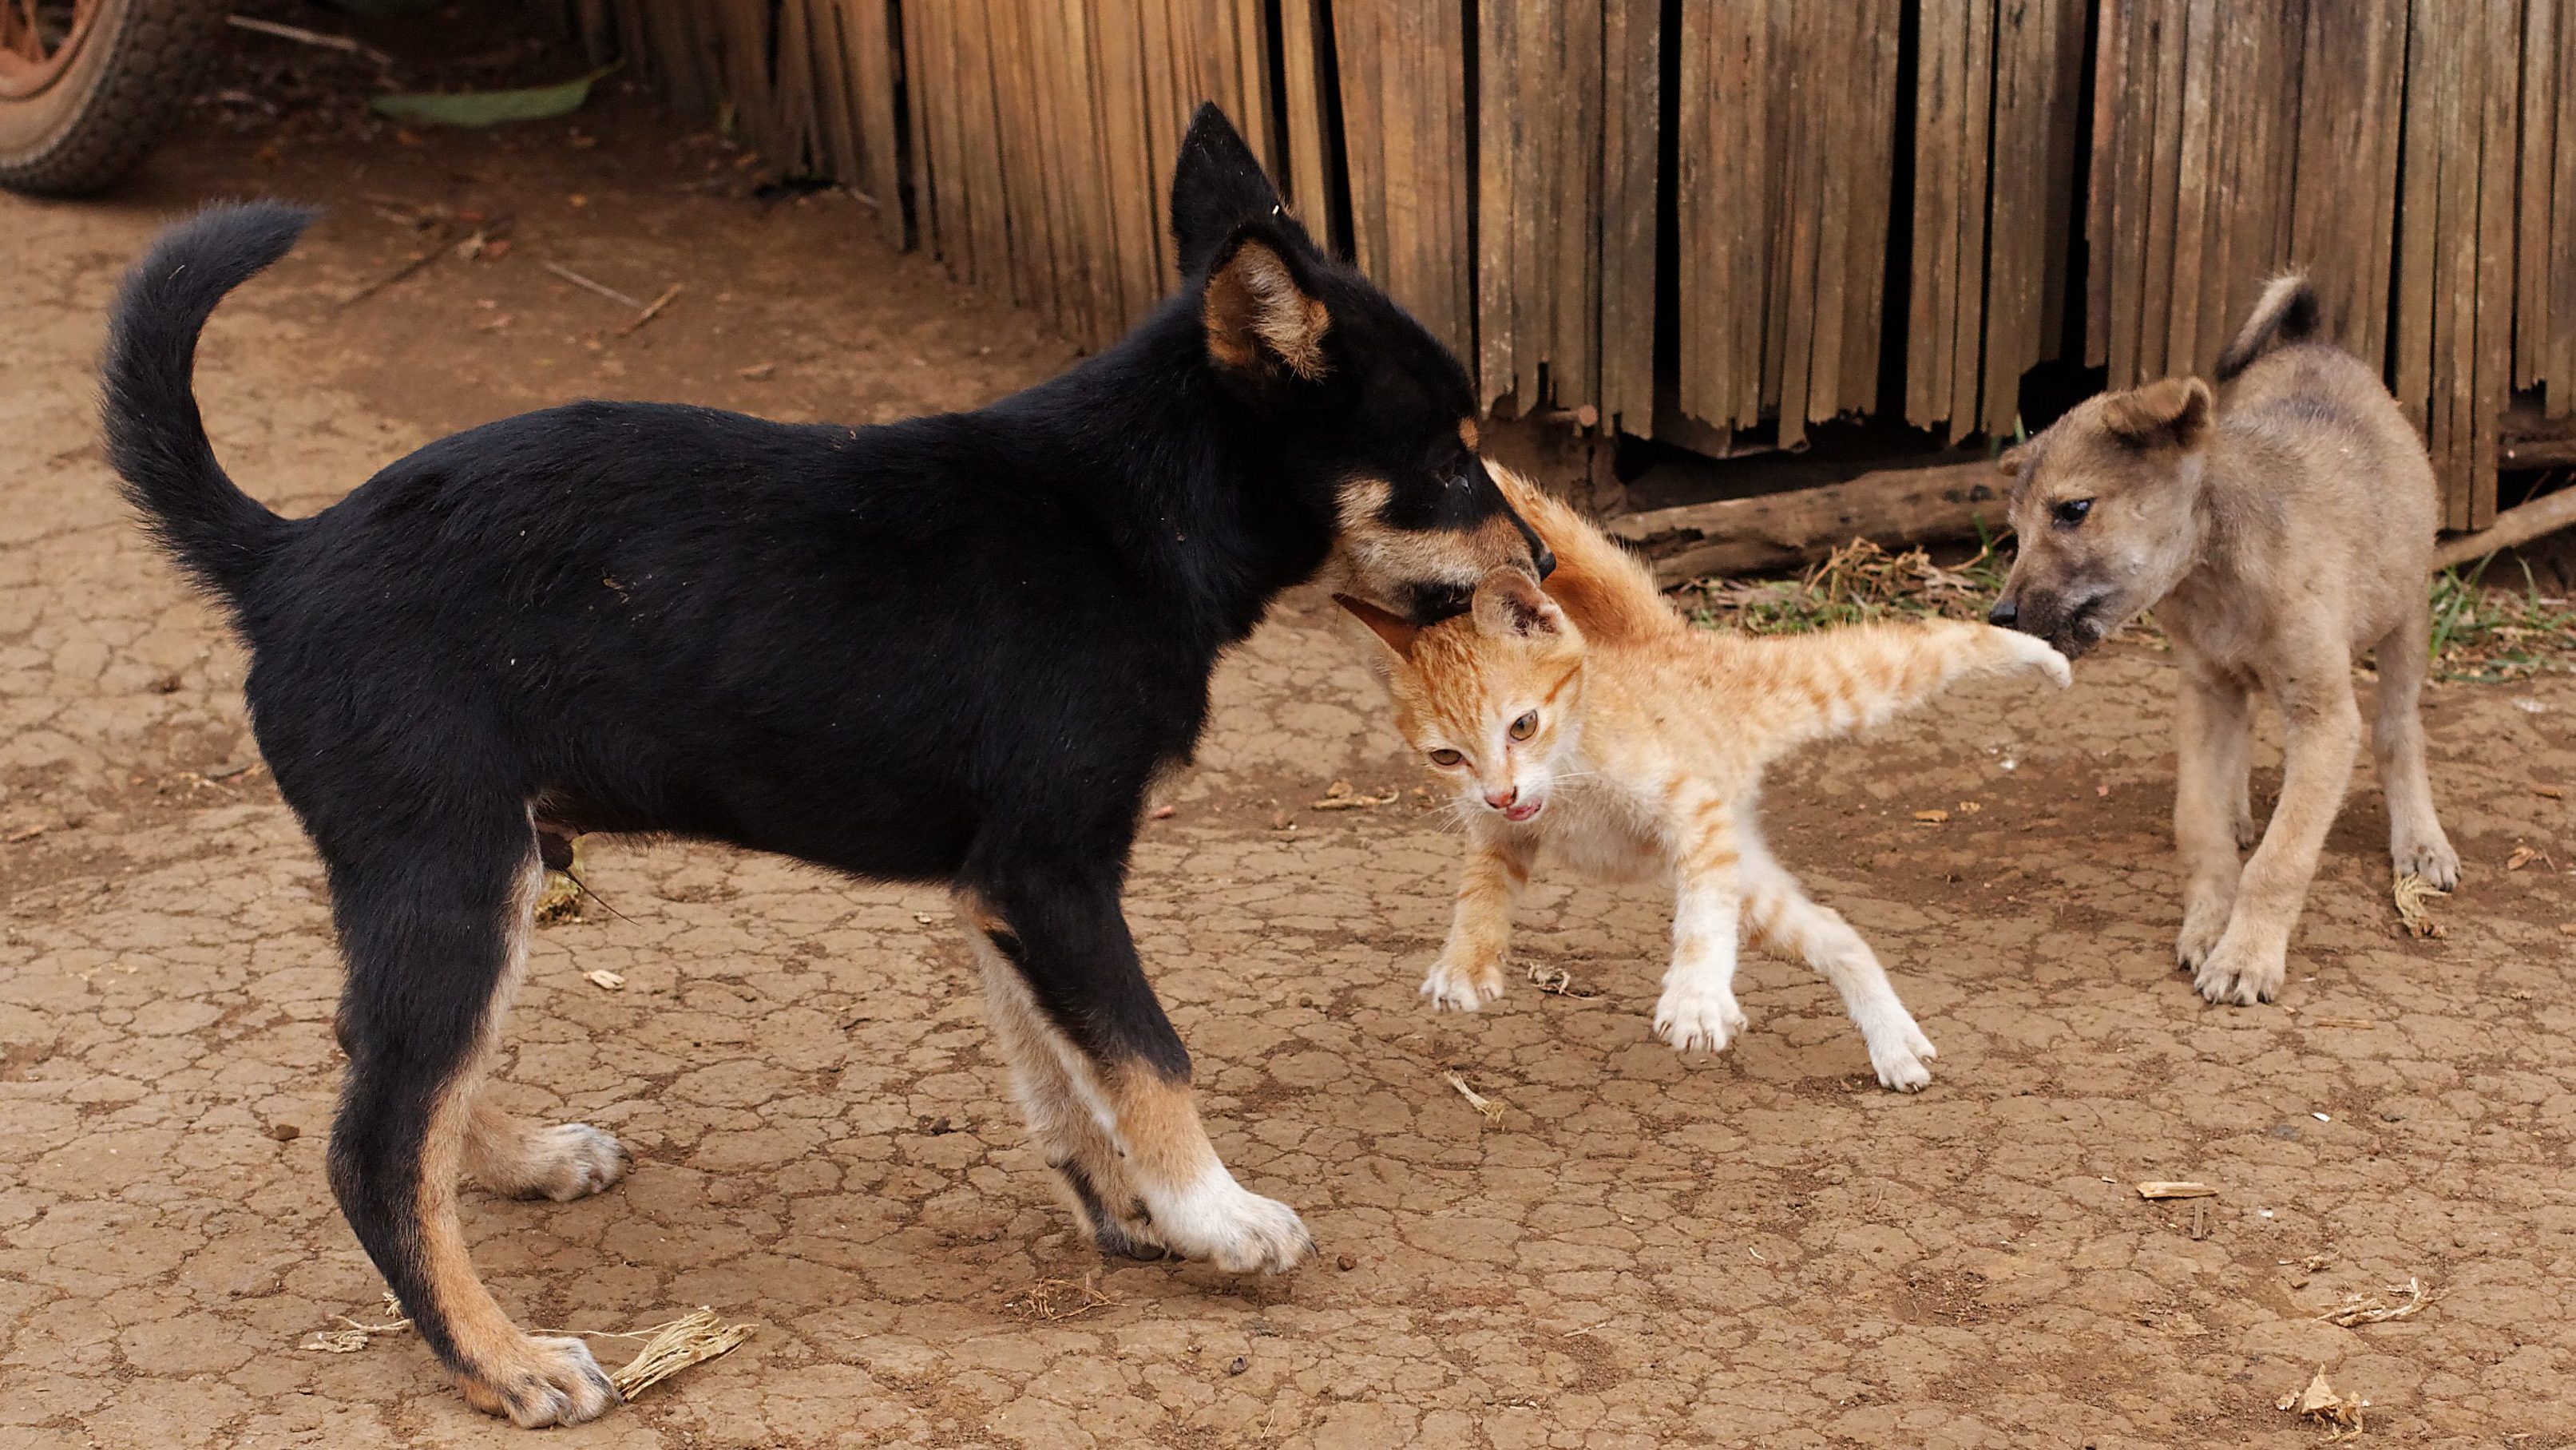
(2194, 668, 2361, 1005)
(1423, 825, 1530, 1012)
(955, 894, 1164, 1260)
(1098, 1061, 1313, 1274)
(428, 858, 617, 1427)
(2174, 664, 2256, 969)
(2373, 598, 2459, 886)
(1740, 838, 1934, 1091)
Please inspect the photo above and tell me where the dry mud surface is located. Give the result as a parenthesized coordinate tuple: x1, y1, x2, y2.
(6, 105, 2576, 1450)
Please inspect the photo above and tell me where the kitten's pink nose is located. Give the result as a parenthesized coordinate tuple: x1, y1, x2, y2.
(1485, 786, 1518, 810)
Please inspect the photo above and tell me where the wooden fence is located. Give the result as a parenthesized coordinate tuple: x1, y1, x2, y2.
(580, 0, 2576, 532)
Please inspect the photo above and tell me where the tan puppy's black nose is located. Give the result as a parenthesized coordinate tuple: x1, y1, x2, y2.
(1987, 597, 2019, 628)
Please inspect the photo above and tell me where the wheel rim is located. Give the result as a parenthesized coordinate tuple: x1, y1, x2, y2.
(0, 0, 98, 100)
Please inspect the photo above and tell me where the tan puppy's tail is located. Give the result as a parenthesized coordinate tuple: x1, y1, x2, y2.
(2213, 273, 2320, 382)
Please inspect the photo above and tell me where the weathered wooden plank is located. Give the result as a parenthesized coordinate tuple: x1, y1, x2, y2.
(2553, 0, 2576, 416)
(1089, 1, 1160, 332)
(1277, 0, 1333, 233)
(1946, 0, 1995, 429)
(1908, 0, 1964, 432)
(2518, 0, 2558, 392)
(2470, 0, 2517, 529)
(1599, 0, 1659, 436)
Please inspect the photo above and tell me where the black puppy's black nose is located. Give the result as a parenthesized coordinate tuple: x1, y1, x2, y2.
(1987, 597, 2019, 628)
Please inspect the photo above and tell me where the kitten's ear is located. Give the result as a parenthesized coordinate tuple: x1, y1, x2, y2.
(1334, 592, 1417, 657)
(1471, 568, 1566, 639)
(1995, 442, 2030, 479)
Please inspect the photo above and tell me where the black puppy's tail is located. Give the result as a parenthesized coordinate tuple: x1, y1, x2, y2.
(2213, 273, 2320, 382)
(101, 201, 316, 601)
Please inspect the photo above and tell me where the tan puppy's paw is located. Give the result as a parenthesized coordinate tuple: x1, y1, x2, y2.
(2175, 897, 2231, 970)
(2192, 936, 2284, 1007)
(2393, 834, 2460, 892)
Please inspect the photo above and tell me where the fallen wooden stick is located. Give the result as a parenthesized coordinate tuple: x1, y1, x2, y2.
(225, 14, 397, 69)
(1608, 459, 2008, 582)
(2136, 1180, 2217, 1200)
(340, 245, 444, 307)
(541, 260, 645, 311)
(2431, 485, 2576, 569)
(618, 283, 683, 336)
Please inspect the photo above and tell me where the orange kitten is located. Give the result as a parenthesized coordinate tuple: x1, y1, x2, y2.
(1340, 474, 2069, 1090)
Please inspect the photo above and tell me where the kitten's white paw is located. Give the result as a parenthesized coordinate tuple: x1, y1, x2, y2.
(1421, 954, 1506, 1012)
(1143, 1165, 1314, 1274)
(1999, 629, 2074, 688)
(1862, 1016, 1938, 1092)
(1652, 984, 1747, 1056)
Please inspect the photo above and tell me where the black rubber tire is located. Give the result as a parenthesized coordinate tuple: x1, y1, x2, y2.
(0, 0, 220, 195)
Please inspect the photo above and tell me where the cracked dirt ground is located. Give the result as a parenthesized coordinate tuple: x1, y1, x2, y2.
(7, 105, 2576, 1450)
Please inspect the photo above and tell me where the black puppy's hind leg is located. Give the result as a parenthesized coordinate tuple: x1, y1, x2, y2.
(957, 895, 1165, 1261)
(961, 870, 1313, 1274)
(323, 811, 619, 1428)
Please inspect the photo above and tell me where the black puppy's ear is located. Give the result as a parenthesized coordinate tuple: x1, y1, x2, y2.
(1171, 103, 1295, 275)
(2102, 377, 2213, 451)
(1204, 231, 1330, 382)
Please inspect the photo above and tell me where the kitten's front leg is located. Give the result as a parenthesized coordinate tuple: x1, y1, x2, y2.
(1424, 826, 1531, 1012)
(1654, 798, 1748, 1054)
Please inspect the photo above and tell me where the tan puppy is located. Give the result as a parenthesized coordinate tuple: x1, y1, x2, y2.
(1990, 276, 2456, 1005)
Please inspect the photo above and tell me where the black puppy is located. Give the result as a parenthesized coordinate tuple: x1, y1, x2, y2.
(103, 106, 1547, 1427)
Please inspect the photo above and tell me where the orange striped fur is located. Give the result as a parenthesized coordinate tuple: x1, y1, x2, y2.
(1344, 469, 2071, 1090)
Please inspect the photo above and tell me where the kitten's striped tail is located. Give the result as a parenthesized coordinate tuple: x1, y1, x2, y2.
(1754, 620, 2069, 744)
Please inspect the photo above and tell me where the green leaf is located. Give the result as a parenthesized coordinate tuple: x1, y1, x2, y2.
(372, 66, 617, 128)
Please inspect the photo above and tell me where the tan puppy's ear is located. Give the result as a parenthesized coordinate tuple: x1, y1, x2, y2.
(2102, 377, 2213, 451)
(1995, 442, 2031, 478)
(1204, 235, 1330, 382)
(1470, 567, 1566, 640)
(1333, 592, 1417, 656)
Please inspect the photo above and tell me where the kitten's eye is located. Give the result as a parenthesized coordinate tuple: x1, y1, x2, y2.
(2052, 497, 2093, 527)
(1508, 711, 1539, 742)
(1429, 748, 1464, 767)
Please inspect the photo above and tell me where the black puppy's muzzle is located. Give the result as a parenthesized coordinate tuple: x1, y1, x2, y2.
(1987, 596, 2019, 628)
(1512, 513, 1556, 580)
(1405, 578, 1477, 625)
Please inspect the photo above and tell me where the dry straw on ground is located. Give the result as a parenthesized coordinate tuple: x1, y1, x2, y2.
(1005, 1272, 1114, 1322)
(2392, 873, 2449, 939)
(2317, 1277, 2435, 1327)
(602, 1308, 755, 1400)
(1446, 1072, 1505, 1122)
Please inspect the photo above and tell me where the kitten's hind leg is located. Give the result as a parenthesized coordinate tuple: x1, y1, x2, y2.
(1740, 839, 1936, 1091)
(1424, 825, 1532, 1012)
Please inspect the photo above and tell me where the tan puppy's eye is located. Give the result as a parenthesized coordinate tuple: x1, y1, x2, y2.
(1429, 748, 1464, 767)
(1508, 711, 1538, 741)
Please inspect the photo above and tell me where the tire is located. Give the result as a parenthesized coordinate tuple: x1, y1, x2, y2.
(0, 0, 220, 196)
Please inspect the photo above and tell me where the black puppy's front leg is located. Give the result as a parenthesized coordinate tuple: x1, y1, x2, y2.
(958, 863, 1312, 1274)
